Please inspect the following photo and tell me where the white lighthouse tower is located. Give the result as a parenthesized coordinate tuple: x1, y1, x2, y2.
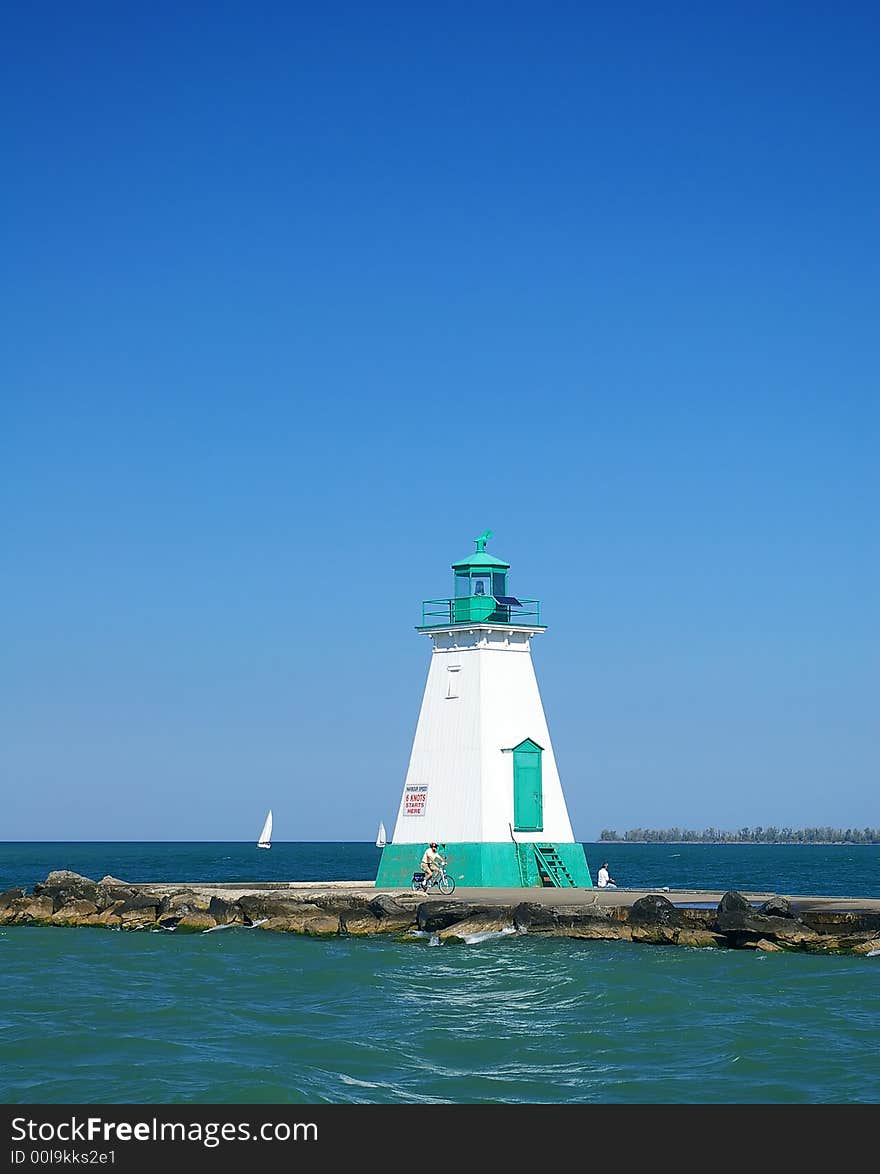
(375, 532, 592, 889)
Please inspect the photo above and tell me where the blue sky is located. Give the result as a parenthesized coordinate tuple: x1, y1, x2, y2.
(2, 3, 877, 841)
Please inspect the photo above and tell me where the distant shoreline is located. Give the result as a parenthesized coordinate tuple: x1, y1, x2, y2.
(598, 839, 880, 846)
(598, 826, 880, 844)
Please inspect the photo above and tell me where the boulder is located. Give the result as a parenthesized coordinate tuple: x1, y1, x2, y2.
(343, 914, 395, 935)
(257, 907, 340, 935)
(717, 890, 752, 920)
(509, 900, 607, 932)
(8, 895, 55, 924)
(512, 901, 559, 933)
(94, 878, 140, 909)
(756, 896, 796, 919)
(629, 893, 688, 928)
(768, 924, 821, 948)
(809, 932, 880, 955)
(116, 893, 162, 914)
(237, 894, 311, 923)
(513, 901, 622, 938)
(117, 907, 159, 929)
(75, 912, 118, 927)
(299, 894, 372, 919)
(716, 890, 814, 945)
(631, 923, 725, 947)
(173, 912, 218, 933)
(417, 901, 502, 933)
(208, 896, 240, 925)
(344, 896, 416, 934)
(369, 894, 413, 918)
(0, 889, 28, 922)
(676, 929, 725, 948)
(437, 916, 514, 942)
(34, 870, 100, 910)
(50, 900, 99, 925)
(0, 887, 26, 909)
(87, 906, 127, 926)
(631, 923, 682, 945)
(159, 891, 211, 917)
(563, 920, 629, 941)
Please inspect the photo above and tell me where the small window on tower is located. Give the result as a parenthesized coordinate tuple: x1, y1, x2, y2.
(446, 666, 461, 698)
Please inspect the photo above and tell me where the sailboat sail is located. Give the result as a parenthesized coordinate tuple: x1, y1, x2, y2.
(257, 809, 273, 848)
(375, 821, 387, 848)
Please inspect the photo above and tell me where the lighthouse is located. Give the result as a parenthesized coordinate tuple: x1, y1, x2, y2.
(375, 532, 593, 889)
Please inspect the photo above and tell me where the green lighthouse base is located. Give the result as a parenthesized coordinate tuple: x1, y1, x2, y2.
(375, 842, 593, 890)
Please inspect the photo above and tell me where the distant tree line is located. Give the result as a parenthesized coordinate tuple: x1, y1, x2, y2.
(598, 826, 880, 844)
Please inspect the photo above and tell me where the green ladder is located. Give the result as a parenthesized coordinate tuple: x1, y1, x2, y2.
(533, 844, 576, 888)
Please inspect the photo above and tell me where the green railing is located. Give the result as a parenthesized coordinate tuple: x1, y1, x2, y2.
(534, 844, 576, 888)
(419, 597, 542, 627)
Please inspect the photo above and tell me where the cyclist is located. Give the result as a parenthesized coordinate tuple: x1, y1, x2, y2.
(419, 842, 445, 891)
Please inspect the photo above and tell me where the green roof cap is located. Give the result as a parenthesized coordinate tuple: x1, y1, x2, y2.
(451, 529, 511, 571)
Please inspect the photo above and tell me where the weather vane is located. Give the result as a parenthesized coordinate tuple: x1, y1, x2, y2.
(474, 529, 493, 552)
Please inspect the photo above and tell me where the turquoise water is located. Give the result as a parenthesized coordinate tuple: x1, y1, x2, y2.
(2, 843, 879, 1104)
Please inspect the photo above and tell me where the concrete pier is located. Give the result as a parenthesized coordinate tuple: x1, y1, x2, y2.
(131, 879, 880, 917)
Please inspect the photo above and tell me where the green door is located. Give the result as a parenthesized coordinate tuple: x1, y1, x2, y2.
(512, 739, 543, 831)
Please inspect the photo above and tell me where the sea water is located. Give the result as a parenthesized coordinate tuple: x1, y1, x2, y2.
(1, 842, 879, 1104)
(2, 840, 879, 896)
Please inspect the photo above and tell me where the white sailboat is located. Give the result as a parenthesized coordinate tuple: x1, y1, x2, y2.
(257, 809, 273, 849)
(375, 821, 387, 848)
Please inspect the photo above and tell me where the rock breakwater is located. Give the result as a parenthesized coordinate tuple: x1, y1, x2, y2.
(2, 872, 879, 955)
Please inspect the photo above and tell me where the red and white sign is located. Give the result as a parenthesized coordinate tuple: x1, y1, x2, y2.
(403, 784, 428, 817)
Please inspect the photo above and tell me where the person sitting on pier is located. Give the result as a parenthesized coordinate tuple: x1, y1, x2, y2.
(597, 862, 617, 888)
(419, 842, 445, 890)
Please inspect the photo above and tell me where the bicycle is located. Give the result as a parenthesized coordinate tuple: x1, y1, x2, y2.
(411, 863, 456, 895)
